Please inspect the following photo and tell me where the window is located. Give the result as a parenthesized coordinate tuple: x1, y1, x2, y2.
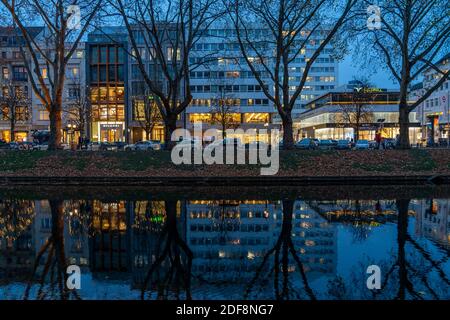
(90, 47, 98, 63)
(70, 67, 79, 78)
(12, 66, 27, 81)
(167, 47, 180, 61)
(39, 110, 50, 121)
(68, 88, 80, 99)
(41, 68, 48, 79)
(243, 113, 270, 124)
(15, 106, 27, 121)
(2, 67, 9, 80)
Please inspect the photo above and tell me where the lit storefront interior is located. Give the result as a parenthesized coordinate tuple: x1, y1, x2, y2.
(188, 112, 273, 143)
(131, 99, 165, 142)
(297, 90, 422, 144)
(0, 130, 28, 142)
(1, 105, 30, 142)
(89, 44, 126, 142)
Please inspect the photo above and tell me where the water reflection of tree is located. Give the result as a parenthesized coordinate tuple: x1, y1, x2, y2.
(141, 200, 193, 300)
(245, 200, 315, 300)
(0, 200, 35, 241)
(24, 200, 80, 300)
(307, 199, 397, 243)
(329, 199, 449, 300)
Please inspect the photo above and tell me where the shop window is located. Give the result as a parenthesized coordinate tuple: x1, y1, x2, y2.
(189, 113, 212, 123)
(243, 113, 270, 124)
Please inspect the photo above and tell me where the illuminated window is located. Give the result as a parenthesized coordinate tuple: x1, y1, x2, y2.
(189, 113, 212, 123)
(243, 113, 270, 124)
(39, 109, 49, 121)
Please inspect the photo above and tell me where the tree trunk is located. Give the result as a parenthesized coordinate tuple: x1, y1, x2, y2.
(145, 128, 151, 141)
(282, 112, 294, 150)
(354, 126, 359, 141)
(48, 105, 62, 150)
(164, 115, 178, 150)
(398, 103, 410, 149)
(396, 199, 410, 300)
(10, 117, 15, 143)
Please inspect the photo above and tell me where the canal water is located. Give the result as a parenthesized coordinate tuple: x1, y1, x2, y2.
(0, 186, 449, 300)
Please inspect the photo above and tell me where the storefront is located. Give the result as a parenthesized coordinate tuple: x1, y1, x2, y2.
(305, 124, 421, 144)
(0, 128, 29, 142)
(91, 122, 125, 143)
(131, 126, 165, 143)
(297, 89, 422, 144)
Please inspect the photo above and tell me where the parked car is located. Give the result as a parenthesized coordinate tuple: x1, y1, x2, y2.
(33, 142, 49, 151)
(317, 139, 335, 150)
(0, 142, 18, 150)
(355, 140, 370, 150)
(99, 142, 118, 151)
(133, 140, 162, 151)
(384, 138, 396, 149)
(18, 142, 34, 150)
(88, 142, 100, 151)
(336, 140, 351, 150)
(115, 142, 128, 151)
(295, 138, 318, 150)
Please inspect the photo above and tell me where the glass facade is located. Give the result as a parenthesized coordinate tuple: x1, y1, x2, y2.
(89, 44, 126, 142)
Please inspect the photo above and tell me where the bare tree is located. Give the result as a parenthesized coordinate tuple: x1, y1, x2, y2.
(0, 80, 31, 142)
(0, 0, 102, 150)
(338, 79, 375, 141)
(210, 81, 240, 139)
(360, 0, 450, 149)
(228, 0, 358, 149)
(63, 77, 91, 139)
(133, 90, 163, 141)
(112, 0, 222, 149)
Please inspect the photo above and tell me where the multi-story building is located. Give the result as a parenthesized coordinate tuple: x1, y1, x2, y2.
(86, 28, 129, 143)
(0, 27, 42, 142)
(412, 199, 450, 250)
(30, 28, 87, 144)
(187, 26, 339, 143)
(297, 85, 421, 143)
(84, 24, 340, 144)
(409, 54, 450, 146)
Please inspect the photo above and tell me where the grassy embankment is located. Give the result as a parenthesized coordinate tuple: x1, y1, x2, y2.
(1, 149, 450, 177)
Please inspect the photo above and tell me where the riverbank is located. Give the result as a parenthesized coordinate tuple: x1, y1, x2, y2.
(1, 149, 450, 185)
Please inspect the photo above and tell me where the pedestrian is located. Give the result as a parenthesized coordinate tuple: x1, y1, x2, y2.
(375, 131, 382, 149)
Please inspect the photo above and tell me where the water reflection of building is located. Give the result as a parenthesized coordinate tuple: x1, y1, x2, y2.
(0, 200, 35, 282)
(412, 199, 450, 249)
(186, 200, 338, 283)
(90, 201, 130, 278)
(33, 200, 90, 270)
(129, 200, 171, 288)
(305, 200, 398, 225)
(186, 200, 277, 282)
(292, 201, 338, 278)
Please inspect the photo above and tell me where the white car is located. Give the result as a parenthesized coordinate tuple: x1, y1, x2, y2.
(33, 143, 49, 151)
(355, 140, 370, 150)
(132, 140, 162, 151)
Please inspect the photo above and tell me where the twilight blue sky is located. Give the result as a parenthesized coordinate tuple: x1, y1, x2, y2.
(339, 55, 398, 90)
